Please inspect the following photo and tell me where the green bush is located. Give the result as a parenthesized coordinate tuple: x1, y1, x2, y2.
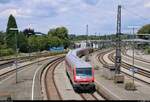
(0, 48, 15, 56)
(125, 82, 136, 90)
(94, 65, 99, 70)
(145, 48, 150, 54)
(148, 49, 150, 54)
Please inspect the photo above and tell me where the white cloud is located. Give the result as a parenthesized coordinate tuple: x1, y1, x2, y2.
(58, 7, 69, 13)
(1, 8, 17, 16)
(0, 0, 150, 34)
(144, 2, 150, 8)
(0, 7, 32, 18)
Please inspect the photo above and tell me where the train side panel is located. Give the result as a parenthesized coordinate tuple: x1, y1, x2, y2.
(65, 59, 75, 84)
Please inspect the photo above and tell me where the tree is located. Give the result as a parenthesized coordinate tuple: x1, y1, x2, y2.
(137, 24, 150, 39)
(48, 36, 62, 47)
(69, 34, 76, 40)
(36, 35, 48, 51)
(28, 35, 38, 52)
(55, 27, 69, 39)
(0, 31, 5, 45)
(0, 31, 14, 56)
(6, 14, 18, 50)
(27, 35, 48, 52)
(48, 27, 69, 39)
(48, 28, 56, 37)
(48, 26, 70, 49)
(18, 32, 28, 52)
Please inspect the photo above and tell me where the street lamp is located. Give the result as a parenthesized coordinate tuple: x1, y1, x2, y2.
(37, 49, 40, 65)
(127, 26, 139, 86)
(9, 28, 18, 83)
(99, 33, 101, 49)
(28, 32, 32, 59)
(86, 24, 88, 48)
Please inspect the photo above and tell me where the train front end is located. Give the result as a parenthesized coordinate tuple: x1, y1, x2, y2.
(73, 67, 95, 91)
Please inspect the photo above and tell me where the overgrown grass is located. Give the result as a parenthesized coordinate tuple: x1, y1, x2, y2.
(0, 50, 68, 60)
(43, 51, 68, 56)
(144, 47, 150, 54)
(0, 48, 15, 57)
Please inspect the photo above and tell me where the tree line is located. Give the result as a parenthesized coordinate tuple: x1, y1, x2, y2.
(0, 14, 150, 56)
(70, 24, 150, 41)
(0, 14, 70, 56)
(70, 33, 140, 42)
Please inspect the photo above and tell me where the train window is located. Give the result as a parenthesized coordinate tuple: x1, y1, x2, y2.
(76, 68, 92, 77)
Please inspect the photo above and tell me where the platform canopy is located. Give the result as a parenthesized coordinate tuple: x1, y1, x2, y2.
(123, 39, 150, 43)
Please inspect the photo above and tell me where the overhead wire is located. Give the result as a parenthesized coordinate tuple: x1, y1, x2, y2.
(93, 0, 105, 36)
(122, 5, 150, 22)
(112, 0, 119, 35)
(118, 1, 150, 34)
(115, 0, 150, 22)
(112, 0, 117, 13)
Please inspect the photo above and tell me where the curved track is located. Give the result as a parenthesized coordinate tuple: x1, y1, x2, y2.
(0, 56, 55, 82)
(109, 52, 150, 78)
(41, 57, 64, 100)
(0, 52, 60, 69)
(122, 49, 150, 64)
(97, 49, 150, 84)
(0, 57, 36, 70)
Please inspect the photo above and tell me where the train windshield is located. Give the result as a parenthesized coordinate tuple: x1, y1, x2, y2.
(76, 68, 92, 77)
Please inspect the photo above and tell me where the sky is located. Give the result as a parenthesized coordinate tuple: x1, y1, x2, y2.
(0, 0, 150, 35)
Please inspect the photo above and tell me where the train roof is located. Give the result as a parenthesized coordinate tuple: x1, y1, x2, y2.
(66, 48, 92, 68)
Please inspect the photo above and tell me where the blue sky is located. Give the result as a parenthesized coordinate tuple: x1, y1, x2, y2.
(0, 0, 150, 35)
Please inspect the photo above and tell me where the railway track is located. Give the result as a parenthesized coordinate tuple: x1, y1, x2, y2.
(97, 49, 113, 65)
(0, 52, 63, 69)
(0, 53, 67, 71)
(0, 52, 52, 62)
(97, 49, 150, 84)
(79, 93, 98, 100)
(41, 57, 64, 100)
(109, 52, 150, 77)
(0, 56, 56, 82)
(0, 57, 36, 70)
(108, 51, 150, 84)
(0, 56, 36, 63)
(122, 49, 150, 64)
(79, 90, 106, 100)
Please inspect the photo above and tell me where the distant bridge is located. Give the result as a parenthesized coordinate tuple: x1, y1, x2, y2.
(75, 39, 150, 43)
(74, 38, 150, 49)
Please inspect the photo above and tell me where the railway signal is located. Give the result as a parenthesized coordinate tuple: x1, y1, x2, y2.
(129, 67, 138, 89)
(129, 67, 138, 73)
(86, 24, 88, 48)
